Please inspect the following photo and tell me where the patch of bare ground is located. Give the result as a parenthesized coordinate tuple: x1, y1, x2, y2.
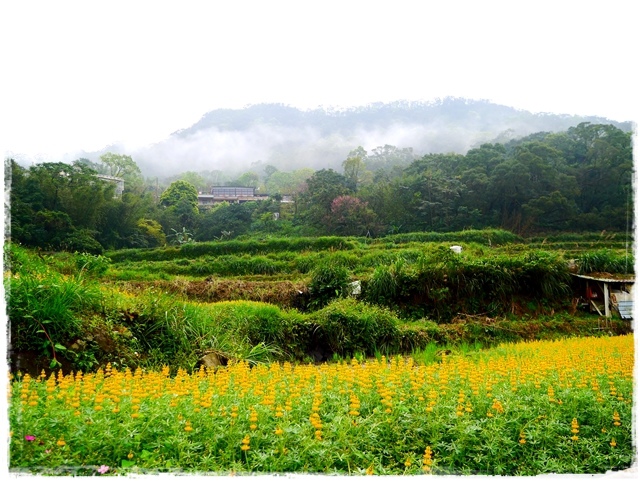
(115, 278, 309, 307)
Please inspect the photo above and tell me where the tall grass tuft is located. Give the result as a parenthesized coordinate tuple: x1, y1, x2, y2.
(307, 262, 352, 309)
(310, 298, 400, 357)
(575, 249, 634, 275)
(6, 245, 103, 367)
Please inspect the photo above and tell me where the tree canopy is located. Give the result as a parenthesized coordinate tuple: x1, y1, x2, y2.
(7, 122, 634, 250)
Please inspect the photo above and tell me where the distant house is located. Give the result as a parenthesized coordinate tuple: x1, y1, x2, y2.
(198, 186, 269, 208)
(96, 174, 125, 197)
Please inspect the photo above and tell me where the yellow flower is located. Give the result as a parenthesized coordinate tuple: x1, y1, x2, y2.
(610, 438, 617, 447)
(56, 438, 66, 447)
(404, 458, 412, 467)
(422, 446, 433, 471)
(365, 465, 374, 475)
(275, 427, 284, 436)
(128, 452, 134, 459)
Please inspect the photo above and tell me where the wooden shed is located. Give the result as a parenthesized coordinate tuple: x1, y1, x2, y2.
(571, 273, 634, 319)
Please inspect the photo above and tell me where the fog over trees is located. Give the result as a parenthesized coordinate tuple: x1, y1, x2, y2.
(43, 98, 632, 179)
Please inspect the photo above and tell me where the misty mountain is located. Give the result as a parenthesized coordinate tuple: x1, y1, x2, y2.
(113, 98, 634, 178)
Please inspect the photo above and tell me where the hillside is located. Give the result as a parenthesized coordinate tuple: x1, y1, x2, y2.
(125, 98, 632, 177)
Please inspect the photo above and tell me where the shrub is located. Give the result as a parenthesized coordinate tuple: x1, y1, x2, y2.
(60, 229, 104, 255)
(307, 262, 351, 309)
(7, 252, 102, 367)
(310, 298, 400, 356)
(210, 301, 303, 349)
(74, 252, 111, 276)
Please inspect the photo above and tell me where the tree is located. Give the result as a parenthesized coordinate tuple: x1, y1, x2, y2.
(196, 202, 256, 241)
(365, 145, 416, 174)
(159, 180, 200, 233)
(296, 169, 352, 232)
(265, 168, 314, 195)
(136, 219, 167, 247)
(327, 195, 378, 236)
(358, 178, 415, 234)
(99, 152, 142, 182)
(9, 161, 117, 251)
(176, 171, 208, 193)
(522, 191, 578, 231)
(232, 172, 260, 188)
(160, 180, 199, 209)
(343, 146, 367, 191)
(263, 165, 279, 181)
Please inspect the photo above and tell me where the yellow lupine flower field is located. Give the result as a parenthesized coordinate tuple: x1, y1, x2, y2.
(9, 334, 635, 475)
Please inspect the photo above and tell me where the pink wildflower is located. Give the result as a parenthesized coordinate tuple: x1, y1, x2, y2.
(24, 435, 36, 442)
(97, 465, 110, 474)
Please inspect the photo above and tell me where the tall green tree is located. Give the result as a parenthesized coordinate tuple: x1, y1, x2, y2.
(99, 152, 142, 182)
(159, 180, 200, 233)
(343, 146, 368, 191)
(8, 161, 114, 252)
(296, 169, 351, 232)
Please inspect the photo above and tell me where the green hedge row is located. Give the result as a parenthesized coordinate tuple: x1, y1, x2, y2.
(106, 229, 520, 263)
(106, 236, 360, 262)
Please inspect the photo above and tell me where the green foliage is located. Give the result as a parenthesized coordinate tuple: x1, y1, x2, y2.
(136, 219, 167, 247)
(574, 249, 634, 275)
(74, 252, 111, 276)
(159, 180, 199, 209)
(196, 201, 255, 241)
(310, 298, 400, 356)
(364, 265, 397, 305)
(60, 229, 104, 255)
(358, 247, 572, 320)
(7, 122, 634, 257)
(106, 236, 359, 263)
(7, 246, 102, 364)
(296, 168, 352, 233)
(169, 227, 194, 246)
(307, 262, 351, 309)
(384, 228, 522, 246)
(7, 241, 635, 375)
(205, 301, 305, 358)
(98, 152, 142, 183)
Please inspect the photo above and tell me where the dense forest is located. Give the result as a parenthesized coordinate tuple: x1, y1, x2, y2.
(6, 122, 633, 254)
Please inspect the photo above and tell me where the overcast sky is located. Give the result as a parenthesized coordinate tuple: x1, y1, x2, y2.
(1, 0, 638, 162)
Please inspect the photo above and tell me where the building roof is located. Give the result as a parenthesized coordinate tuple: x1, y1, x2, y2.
(570, 273, 635, 283)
